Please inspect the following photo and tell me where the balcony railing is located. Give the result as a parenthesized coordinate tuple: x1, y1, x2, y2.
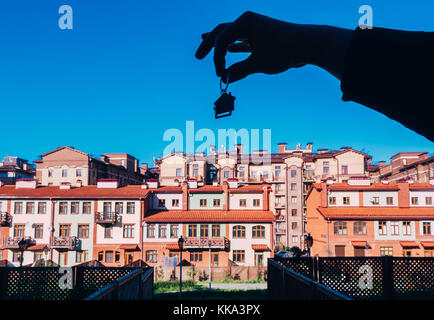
(275, 203, 286, 209)
(275, 228, 287, 235)
(50, 236, 78, 250)
(95, 212, 118, 225)
(0, 212, 11, 226)
(184, 237, 230, 250)
(2, 236, 36, 249)
(303, 175, 316, 182)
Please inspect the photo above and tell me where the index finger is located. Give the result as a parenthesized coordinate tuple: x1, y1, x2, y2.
(195, 23, 231, 59)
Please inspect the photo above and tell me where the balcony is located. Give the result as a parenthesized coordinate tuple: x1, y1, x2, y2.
(2, 236, 36, 249)
(95, 212, 118, 225)
(0, 212, 11, 226)
(303, 175, 316, 182)
(276, 215, 286, 222)
(184, 237, 230, 250)
(50, 236, 78, 250)
(275, 203, 286, 209)
(275, 228, 287, 235)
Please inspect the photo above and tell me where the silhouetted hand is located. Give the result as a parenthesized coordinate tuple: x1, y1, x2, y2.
(195, 11, 353, 83)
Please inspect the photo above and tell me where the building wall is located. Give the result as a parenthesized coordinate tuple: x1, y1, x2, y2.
(150, 193, 183, 210)
(189, 193, 224, 210)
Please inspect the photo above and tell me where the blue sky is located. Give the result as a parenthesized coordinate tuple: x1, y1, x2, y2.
(0, 0, 432, 166)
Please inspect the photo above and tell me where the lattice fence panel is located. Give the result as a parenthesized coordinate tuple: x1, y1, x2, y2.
(77, 267, 136, 298)
(318, 257, 384, 299)
(392, 258, 434, 298)
(274, 257, 314, 279)
(2, 267, 73, 300)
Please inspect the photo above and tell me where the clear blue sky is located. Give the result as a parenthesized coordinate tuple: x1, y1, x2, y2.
(0, 0, 432, 167)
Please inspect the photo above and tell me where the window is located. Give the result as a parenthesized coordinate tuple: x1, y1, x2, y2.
(378, 221, 387, 235)
(103, 202, 111, 213)
(188, 224, 197, 237)
(213, 199, 220, 207)
(59, 224, 71, 237)
(291, 196, 297, 204)
(200, 224, 209, 237)
(212, 253, 219, 266)
(212, 224, 220, 237)
(38, 202, 46, 214)
(239, 199, 247, 207)
(411, 197, 418, 205)
(34, 224, 43, 239)
(147, 225, 155, 238)
(200, 199, 207, 207)
(48, 169, 53, 177)
(105, 251, 114, 263)
(386, 197, 394, 205)
(26, 202, 35, 214)
(343, 197, 350, 205)
(115, 202, 123, 214)
(255, 252, 264, 266)
(71, 202, 79, 214)
(290, 183, 297, 191)
(191, 252, 203, 263)
(159, 224, 167, 238)
(341, 165, 348, 175)
(170, 225, 178, 238)
(232, 225, 246, 238)
(78, 224, 89, 239)
(390, 222, 400, 235)
(290, 170, 296, 177)
(13, 251, 22, 263)
(146, 250, 158, 263)
(172, 199, 179, 207)
(104, 226, 113, 238)
(403, 249, 412, 257)
(76, 251, 88, 263)
(123, 224, 134, 238)
(98, 251, 103, 261)
(14, 202, 23, 214)
(252, 225, 265, 238)
(354, 222, 367, 235)
(403, 221, 411, 235)
(426, 197, 433, 205)
(291, 209, 297, 216)
(62, 169, 68, 177)
(83, 202, 91, 214)
(424, 249, 433, 257)
(223, 171, 229, 179)
(126, 202, 135, 214)
(423, 222, 431, 235)
(292, 235, 299, 243)
(34, 252, 43, 262)
(334, 222, 347, 235)
(192, 164, 199, 177)
(380, 247, 393, 256)
(253, 199, 260, 207)
(323, 162, 329, 174)
(158, 199, 166, 207)
(233, 250, 245, 263)
(76, 168, 82, 177)
(292, 222, 298, 230)
(14, 225, 25, 238)
(59, 202, 68, 214)
(176, 168, 182, 177)
(329, 197, 336, 205)
(372, 197, 379, 205)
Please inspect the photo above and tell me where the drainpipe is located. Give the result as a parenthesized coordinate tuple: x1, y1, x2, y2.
(326, 218, 330, 257)
(50, 198, 55, 262)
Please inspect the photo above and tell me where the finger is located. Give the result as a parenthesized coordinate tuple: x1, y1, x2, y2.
(195, 23, 230, 60)
(227, 42, 251, 53)
(222, 56, 257, 83)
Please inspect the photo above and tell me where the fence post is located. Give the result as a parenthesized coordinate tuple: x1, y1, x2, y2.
(382, 256, 394, 299)
(138, 269, 143, 300)
(73, 266, 83, 299)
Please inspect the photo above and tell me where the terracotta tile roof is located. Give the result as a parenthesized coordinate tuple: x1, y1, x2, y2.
(166, 243, 180, 250)
(251, 244, 270, 251)
(149, 186, 183, 193)
(400, 241, 419, 248)
(421, 242, 434, 248)
(27, 244, 49, 251)
(144, 210, 275, 223)
(351, 241, 368, 247)
(0, 185, 151, 199)
(313, 182, 434, 191)
(188, 186, 223, 193)
(316, 207, 434, 220)
(120, 244, 140, 251)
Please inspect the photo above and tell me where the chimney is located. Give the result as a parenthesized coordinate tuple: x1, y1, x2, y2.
(60, 182, 71, 190)
(16, 178, 37, 189)
(307, 142, 313, 151)
(262, 184, 270, 211)
(97, 179, 119, 188)
(397, 182, 410, 207)
(146, 179, 159, 189)
(182, 182, 188, 210)
(222, 182, 229, 210)
(348, 176, 371, 186)
(318, 149, 328, 154)
(378, 161, 386, 168)
(212, 179, 219, 186)
(227, 178, 238, 189)
(187, 178, 198, 189)
(235, 144, 243, 155)
(278, 143, 287, 154)
(75, 180, 82, 188)
(320, 182, 328, 207)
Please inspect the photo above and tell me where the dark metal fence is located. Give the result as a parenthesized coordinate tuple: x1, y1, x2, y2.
(271, 256, 434, 300)
(0, 266, 147, 300)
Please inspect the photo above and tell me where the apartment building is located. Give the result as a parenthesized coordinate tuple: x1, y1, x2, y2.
(34, 146, 145, 186)
(155, 143, 372, 250)
(305, 177, 434, 257)
(142, 181, 274, 267)
(369, 152, 434, 183)
(0, 156, 35, 185)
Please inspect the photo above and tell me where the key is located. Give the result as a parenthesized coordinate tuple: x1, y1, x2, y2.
(214, 75, 235, 119)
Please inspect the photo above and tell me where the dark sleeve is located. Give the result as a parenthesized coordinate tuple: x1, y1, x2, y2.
(341, 27, 434, 141)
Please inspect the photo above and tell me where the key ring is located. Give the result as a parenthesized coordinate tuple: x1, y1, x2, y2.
(220, 72, 229, 93)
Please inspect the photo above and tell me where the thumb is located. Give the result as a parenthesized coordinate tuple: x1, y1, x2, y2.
(223, 56, 257, 83)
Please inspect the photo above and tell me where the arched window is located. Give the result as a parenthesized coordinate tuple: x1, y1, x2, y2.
(232, 225, 246, 238)
(252, 225, 265, 238)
